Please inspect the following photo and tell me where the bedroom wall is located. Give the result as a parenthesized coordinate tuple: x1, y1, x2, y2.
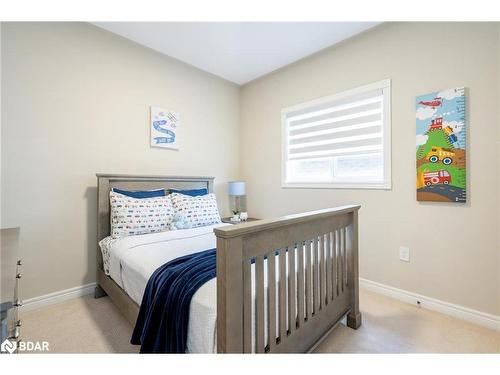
(498, 24, 500, 316)
(1, 22, 240, 299)
(239, 22, 500, 315)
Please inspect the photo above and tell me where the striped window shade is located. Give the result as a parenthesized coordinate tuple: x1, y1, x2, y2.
(282, 79, 391, 189)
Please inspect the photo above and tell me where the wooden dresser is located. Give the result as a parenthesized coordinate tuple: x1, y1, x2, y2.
(1, 227, 21, 354)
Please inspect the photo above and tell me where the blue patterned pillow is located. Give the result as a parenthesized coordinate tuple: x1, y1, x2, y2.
(170, 193, 221, 228)
(110, 192, 173, 238)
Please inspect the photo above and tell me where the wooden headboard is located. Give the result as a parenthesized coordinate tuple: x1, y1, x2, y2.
(96, 174, 215, 271)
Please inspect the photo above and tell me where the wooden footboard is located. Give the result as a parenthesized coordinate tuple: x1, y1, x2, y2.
(214, 205, 361, 353)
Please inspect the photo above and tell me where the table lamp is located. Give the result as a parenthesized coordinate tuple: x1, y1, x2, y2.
(228, 181, 247, 221)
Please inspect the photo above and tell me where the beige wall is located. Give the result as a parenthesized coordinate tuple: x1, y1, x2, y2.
(498, 24, 500, 316)
(240, 22, 500, 315)
(1, 23, 240, 299)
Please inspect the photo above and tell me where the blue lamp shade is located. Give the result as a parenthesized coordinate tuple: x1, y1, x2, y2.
(228, 181, 246, 196)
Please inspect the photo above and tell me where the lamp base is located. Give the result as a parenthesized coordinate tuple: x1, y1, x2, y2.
(229, 195, 247, 216)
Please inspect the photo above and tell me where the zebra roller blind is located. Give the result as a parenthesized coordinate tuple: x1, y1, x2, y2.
(282, 80, 391, 189)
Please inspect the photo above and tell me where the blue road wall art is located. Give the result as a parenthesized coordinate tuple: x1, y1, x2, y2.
(150, 106, 180, 150)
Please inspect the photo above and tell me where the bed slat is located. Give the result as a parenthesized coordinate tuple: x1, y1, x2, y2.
(343, 227, 348, 289)
(335, 230, 340, 297)
(267, 250, 277, 351)
(312, 237, 319, 314)
(255, 255, 265, 353)
(287, 243, 296, 333)
(243, 259, 252, 352)
(305, 240, 312, 321)
(319, 234, 325, 310)
(296, 242, 305, 327)
(325, 232, 332, 305)
(339, 229, 344, 294)
(331, 231, 337, 300)
(278, 248, 287, 342)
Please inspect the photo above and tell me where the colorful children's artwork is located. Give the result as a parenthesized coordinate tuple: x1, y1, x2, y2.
(416, 87, 466, 203)
(150, 106, 179, 150)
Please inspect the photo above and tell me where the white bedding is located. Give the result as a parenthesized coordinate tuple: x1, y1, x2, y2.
(102, 223, 230, 353)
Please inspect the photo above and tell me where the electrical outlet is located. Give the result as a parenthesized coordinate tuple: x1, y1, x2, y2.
(399, 246, 410, 262)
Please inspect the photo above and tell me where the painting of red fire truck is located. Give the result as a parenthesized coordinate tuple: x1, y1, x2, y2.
(416, 87, 466, 203)
(423, 170, 451, 186)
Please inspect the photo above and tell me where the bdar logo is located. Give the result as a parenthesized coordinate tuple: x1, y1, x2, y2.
(1, 339, 17, 354)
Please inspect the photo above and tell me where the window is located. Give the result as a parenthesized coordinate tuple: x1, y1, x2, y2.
(281, 79, 391, 189)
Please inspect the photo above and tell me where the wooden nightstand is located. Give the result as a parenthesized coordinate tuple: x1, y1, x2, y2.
(1, 227, 21, 351)
(221, 217, 259, 224)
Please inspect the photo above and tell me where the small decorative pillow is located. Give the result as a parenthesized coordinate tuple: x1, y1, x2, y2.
(170, 193, 221, 228)
(170, 212, 192, 230)
(110, 191, 173, 238)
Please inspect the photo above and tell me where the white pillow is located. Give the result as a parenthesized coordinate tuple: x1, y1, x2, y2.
(110, 191, 173, 238)
(170, 193, 221, 228)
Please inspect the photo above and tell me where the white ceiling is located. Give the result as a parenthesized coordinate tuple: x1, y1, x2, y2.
(93, 22, 380, 85)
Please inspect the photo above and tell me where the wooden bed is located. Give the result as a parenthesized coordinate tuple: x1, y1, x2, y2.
(95, 173, 361, 353)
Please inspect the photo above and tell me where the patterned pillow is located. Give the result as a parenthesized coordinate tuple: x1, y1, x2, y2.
(170, 193, 221, 228)
(110, 191, 173, 238)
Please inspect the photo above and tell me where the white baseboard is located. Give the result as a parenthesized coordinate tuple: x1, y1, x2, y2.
(19, 279, 500, 332)
(21, 282, 96, 312)
(360, 278, 500, 332)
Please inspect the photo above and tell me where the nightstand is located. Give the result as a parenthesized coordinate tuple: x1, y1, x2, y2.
(221, 217, 259, 224)
(1, 227, 21, 352)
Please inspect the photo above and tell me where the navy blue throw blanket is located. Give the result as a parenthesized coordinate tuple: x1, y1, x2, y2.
(131, 248, 216, 353)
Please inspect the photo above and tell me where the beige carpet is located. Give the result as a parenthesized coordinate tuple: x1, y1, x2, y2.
(21, 289, 499, 353)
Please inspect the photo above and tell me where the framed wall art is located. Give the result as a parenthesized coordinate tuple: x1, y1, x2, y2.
(150, 106, 180, 150)
(416, 87, 466, 203)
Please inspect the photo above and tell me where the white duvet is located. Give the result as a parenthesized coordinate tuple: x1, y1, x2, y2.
(102, 223, 231, 353)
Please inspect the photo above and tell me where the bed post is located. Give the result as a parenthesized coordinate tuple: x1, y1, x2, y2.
(95, 175, 110, 299)
(346, 210, 361, 329)
(216, 235, 244, 353)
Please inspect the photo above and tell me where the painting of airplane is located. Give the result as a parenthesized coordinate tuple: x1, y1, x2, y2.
(418, 97, 442, 109)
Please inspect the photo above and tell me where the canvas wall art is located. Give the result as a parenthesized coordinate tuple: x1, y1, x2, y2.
(416, 87, 466, 203)
(150, 106, 180, 149)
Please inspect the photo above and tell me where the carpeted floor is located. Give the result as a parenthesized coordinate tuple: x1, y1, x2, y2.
(21, 289, 500, 353)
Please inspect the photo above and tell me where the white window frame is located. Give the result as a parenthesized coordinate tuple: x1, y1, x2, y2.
(281, 79, 392, 190)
